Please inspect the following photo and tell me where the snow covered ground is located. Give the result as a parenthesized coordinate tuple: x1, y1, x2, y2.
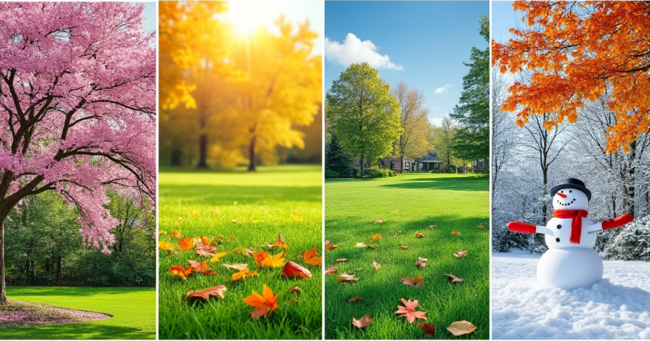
(492, 250, 650, 339)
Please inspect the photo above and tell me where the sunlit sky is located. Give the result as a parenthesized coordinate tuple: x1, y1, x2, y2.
(135, 1, 156, 35)
(492, 1, 523, 44)
(325, 1, 488, 127)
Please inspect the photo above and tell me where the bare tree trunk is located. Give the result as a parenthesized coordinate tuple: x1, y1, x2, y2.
(0, 219, 7, 305)
(248, 135, 257, 172)
(197, 134, 209, 169)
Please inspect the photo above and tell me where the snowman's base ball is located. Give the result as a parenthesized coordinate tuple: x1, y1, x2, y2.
(537, 248, 603, 290)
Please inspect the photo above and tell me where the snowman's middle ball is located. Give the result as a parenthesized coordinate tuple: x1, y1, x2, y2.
(537, 247, 603, 290)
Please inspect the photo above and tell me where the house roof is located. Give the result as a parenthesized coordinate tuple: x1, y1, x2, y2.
(417, 150, 443, 163)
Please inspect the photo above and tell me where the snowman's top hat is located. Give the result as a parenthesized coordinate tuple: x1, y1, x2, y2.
(550, 178, 591, 201)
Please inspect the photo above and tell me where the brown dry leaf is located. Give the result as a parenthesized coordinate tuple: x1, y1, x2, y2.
(222, 263, 248, 271)
(368, 245, 377, 249)
(187, 260, 217, 275)
(372, 260, 381, 271)
(337, 272, 359, 283)
(325, 240, 337, 253)
(447, 320, 476, 336)
(415, 232, 424, 238)
(196, 244, 217, 257)
(325, 266, 338, 275)
(186, 285, 227, 301)
(355, 242, 367, 248)
(335, 258, 347, 262)
(348, 297, 362, 303)
(477, 224, 485, 229)
(454, 250, 468, 258)
(401, 245, 409, 249)
(428, 225, 436, 229)
(289, 285, 302, 294)
(352, 315, 372, 329)
(374, 219, 383, 224)
(415, 257, 429, 268)
(402, 275, 424, 287)
(444, 273, 464, 284)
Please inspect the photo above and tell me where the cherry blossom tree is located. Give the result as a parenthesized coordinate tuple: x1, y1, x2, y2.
(0, 3, 156, 304)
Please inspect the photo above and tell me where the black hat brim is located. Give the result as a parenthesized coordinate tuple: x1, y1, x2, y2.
(550, 184, 591, 201)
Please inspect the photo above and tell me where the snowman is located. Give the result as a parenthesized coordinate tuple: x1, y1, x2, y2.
(507, 178, 634, 290)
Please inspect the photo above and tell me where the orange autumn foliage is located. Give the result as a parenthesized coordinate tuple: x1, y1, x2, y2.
(177, 237, 195, 250)
(493, 1, 650, 153)
(282, 261, 312, 279)
(303, 246, 322, 266)
(168, 265, 193, 281)
(253, 250, 285, 268)
(242, 284, 280, 319)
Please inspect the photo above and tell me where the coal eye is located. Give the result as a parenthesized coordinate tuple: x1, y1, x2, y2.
(560, 191, 563, 193)
(569, 190, 572, 193)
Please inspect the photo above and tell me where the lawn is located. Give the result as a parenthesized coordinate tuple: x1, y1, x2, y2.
(325, 173, 489, 339)
(158, 165, 322, 339)
(0, 286, 155, 339)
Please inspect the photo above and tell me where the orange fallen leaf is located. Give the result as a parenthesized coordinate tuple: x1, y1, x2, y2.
(451, 231, 461, 236)
(289, 285, 302, 293)
(304, 246, 322, 266)
(419, 323, 436, 337)
(177, 237, 195, 250)
(477, 225, 485, 229)
(282, 261, 312, 279)
(374, 219, 383, 224)
(253, 250, 285, 268)
(444, 273, 464, 283)
(372, 260, 381, 271)
(210, 252, 228, 263)
(395, 298, 427, 324)
(325, 240, 337, 252)
(371, 234, 382, 242)
(401, 245, 409, 249)
(453, 250, 468, 258)
(170, 230, 180, 239)
(335, 258, 347, 262)
(415, 257, 429, 268)
(199, 236, 211, 246)
(222, 263, 248, 271)
(337, 273, 359, 283)
(186, 285, 226, 301)
(447, 320, 476, 336)
(211, 209, 220, 217)
(169, 265, 193, 281)
(271, 232, 290, 249)
(325, 266, 337, 275)
(352, 315, 372, 329)
(190, 209, 199, 217)
(348, 297, 362, 303)
(196, 244, 217, 257)
(159, 241, 174, 251)
(187, 260, 217, 275)
(415, 232, 424, 238)
(231, 268, 258, 281)
(402, 275, 424, 287)
(242, 284, 280, 319)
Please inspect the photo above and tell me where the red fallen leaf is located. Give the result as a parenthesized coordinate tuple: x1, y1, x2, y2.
(477, 225, 485, 229)
(325, 266, 338, 275)
(372, 260, 381, 271)
(335, 258, 347, 262)
(187, 260, 217, 275)
(415, 232, 424, 238)
(419, 323, 436, 337)
(451, 231, 461, 236)
(348, 297, 362, 303)
(444, 273, 464, 283)
(177, 237, 195, 250)
(186, 285, 227, 301)
(402, 275, 424, 287)
(325, 240, 337, 252)
(282, 261, 312, 279)
(352, 315, 371, 329)
(395, 298, 427, 324)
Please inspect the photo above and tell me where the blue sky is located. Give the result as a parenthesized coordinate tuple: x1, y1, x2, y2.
(492, 1, 523, 44)
(133, 1, 156, 35)
(325, 1, 488, 126)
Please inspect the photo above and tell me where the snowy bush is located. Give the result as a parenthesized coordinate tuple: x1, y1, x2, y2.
(600, 215, 650, 261)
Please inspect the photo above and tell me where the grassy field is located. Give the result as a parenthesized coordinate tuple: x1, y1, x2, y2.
(325, 173, 489, 339)
(0, 286, 155, 339)
(158, 165, 322, 339)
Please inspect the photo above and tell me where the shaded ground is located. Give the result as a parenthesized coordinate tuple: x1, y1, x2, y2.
(0, 300, 110, 328)
(0, 287, 155, 339)
(158, 165, 322, 339)
(325, 173, 490, 339)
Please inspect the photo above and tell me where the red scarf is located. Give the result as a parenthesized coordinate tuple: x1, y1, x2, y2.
(553, 210, 588, 244)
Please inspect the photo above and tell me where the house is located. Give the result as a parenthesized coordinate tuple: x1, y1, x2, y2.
(380, 150, 444, 173)
(471, 159, 488, 173)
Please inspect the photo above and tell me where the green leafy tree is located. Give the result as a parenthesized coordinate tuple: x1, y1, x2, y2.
(450, 15, 489, 163)
(431, 116, 461, 172)
(326, 63, 401, 177)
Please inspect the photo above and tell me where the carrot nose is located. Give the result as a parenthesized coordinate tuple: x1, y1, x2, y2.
(557, 192, 567, 198)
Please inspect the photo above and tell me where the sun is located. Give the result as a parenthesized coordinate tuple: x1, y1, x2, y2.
(222, 0, 284, 37)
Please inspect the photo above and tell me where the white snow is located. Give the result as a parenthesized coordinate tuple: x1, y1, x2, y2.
(492, 249, 650, 339)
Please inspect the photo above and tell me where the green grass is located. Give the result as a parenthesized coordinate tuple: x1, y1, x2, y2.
(0, 286, 155, 339)
(158, 165, 322, 339)
(325, 173, 489, 339)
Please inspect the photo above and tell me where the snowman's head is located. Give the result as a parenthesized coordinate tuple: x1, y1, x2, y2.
(552, 188, 589, 211)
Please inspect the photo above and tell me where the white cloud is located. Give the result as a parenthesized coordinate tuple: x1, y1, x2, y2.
(429, 114, 450, 127)
(434, 84, 452, 94)
(325, 33, 403, 70)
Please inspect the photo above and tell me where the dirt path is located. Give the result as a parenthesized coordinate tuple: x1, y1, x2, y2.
(0, 300, 111, 328)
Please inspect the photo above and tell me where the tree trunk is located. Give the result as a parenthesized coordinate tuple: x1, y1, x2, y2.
(55, 257, 62, 284)
(197, 134, 209, 169)
(248, 135, 257, 172)
(0, 219, 7, 304)
(359, 156, 365, 178)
